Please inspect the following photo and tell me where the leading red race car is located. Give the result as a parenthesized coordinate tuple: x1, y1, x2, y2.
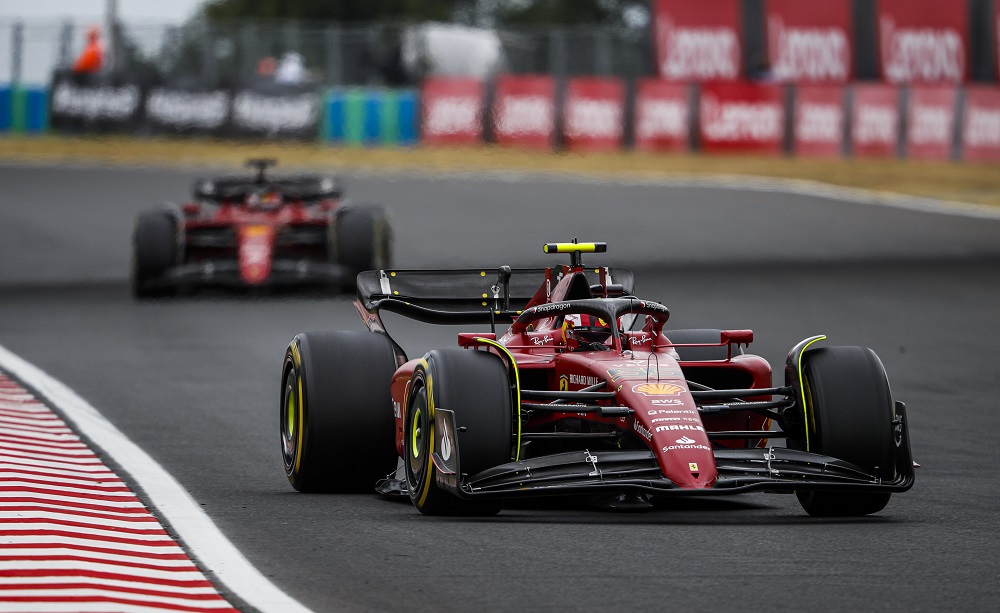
(279, 241, 915, 517)
(132, 159, 392, 297)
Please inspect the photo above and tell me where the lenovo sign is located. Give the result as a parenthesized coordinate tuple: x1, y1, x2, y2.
(492, 75, 555, 149)
(961, 87, 1000, 162)
(563, 78, 624, 152)
(699, 82, 784, 154)
(905, 86, 957, 161)
(766, 0, 851, 83)
(634, 80, 690, 152)
(851, 84, 899, 158)
(421, 78, 484, 145)
(653, 0, 741, 81)
(793, 85, 845, 157)
(879, 0, 967, 84)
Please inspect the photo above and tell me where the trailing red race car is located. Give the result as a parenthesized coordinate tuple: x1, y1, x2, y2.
(132, 158, 392, 297)
(279, 241, 915, 517)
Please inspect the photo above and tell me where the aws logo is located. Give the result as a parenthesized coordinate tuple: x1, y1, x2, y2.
(632, 383, 685, 396)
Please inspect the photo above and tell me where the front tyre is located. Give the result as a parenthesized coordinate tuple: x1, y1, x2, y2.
(281, 331, 398, 492)
(795, 346, 896, 517)
(132, 209, 180, 298)
(335, 204, 393, 275)
(405, 349, 512, 516)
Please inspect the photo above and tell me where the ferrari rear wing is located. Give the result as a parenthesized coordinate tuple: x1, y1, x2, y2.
(355, 267, 634, 326)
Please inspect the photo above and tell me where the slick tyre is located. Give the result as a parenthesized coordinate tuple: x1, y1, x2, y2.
(796, 346, 896, 517)
(281, 331, 398, 493)
(132, 209, 179, 298)
(334, 204, 393, 276)
(405, 349, 512, 516)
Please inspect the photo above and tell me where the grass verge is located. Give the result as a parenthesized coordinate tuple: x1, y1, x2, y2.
(1, 134, 998, 207)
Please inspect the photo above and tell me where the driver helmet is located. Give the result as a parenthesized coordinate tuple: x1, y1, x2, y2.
(562, 313, 612, 346)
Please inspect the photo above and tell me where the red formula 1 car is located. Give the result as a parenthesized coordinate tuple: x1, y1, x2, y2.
(279, 241, 914, 517)
(131, 159, 392, 297)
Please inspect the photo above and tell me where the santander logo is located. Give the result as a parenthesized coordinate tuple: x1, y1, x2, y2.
(701, 94, 783, 142)
(565, 98, 622, 139)
(496, 95, 553, 136)
(425, 96, 480, 136)
(657, 16, 739, 80)
(880, 16, 964, 83)
(769, 16, 849, 82)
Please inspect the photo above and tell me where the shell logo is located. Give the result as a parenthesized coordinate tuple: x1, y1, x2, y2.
(632, 383, 685, 396)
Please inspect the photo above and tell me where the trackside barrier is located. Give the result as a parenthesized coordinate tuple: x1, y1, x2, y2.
(0, 84, 49, 134)
(321, 88, 418, 146)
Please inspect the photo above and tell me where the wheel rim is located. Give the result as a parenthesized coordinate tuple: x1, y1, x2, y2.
(406, 381, 430, 488)
(281, 365, 299, 473)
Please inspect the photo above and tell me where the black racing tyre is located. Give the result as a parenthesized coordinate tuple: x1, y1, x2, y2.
(281, 331, 398, 493)
(666, 329, 741, 361)
(132, 209, 179, 298)
(795, 346, 896, 517)
(405, 348, 512, 516)
(334, 204, 393, 274)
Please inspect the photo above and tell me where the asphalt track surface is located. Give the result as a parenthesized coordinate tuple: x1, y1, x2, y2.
(1, 163, 999, 612)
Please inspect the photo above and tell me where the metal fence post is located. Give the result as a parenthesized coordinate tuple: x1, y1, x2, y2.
(201, 21, 217, 88)
(58, 20, 74, 70)
(11, 20, 23, 84)
(595, 28, 612, 76)
(240, 22, 257, 85)
(325, 26, 342, 86)
(549, 28, 566, 78)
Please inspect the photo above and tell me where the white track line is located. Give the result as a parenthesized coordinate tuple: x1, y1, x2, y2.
(0, 342, 313, 613)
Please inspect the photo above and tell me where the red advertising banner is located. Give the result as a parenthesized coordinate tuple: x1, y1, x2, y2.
(492, 75, 556, 149)
(878, 0, 967, 84)
(905, 85, 957, 161)
(766, 0, 851, 83)
(851, 84, 899, 158)
(563, 78, 625, 152)
(634, 79, 690, 152)
(653, 0, 742, 81)
(698, 82, 785, 154)
(961, 87, 1000, 162)
(420, 78, 484, 145)
(996, 2, 1000, 83)
(793, 85, 845, 157)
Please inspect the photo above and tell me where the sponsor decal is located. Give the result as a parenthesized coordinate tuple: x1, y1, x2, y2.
(964, 105, 1000, 148)
(797, 101, 843, 143)
(608, 363, 680, 382)
(531, 302, 571, 314)
(393, 400, 401, 419)
(676, 436, 695, 444)
(440, 418, 452, 461)
(656, 16, 740, 80)
(565, 373, 600, 386)
(425, 95, 481, 136)
(145, 89, 230, 130)
(232, 91, 318, 134)
(559, 376, 569, 392)
(651, 416, 702, 424)
(650, 399, 685, 406)
(648, 408, 697, 415)
(51, 81, 141, 121)
(701, 93, 783, 143)
(636, 97, 688, 141)
(531, 335, 554, 346)
(496, 94, 554, 137)
(633, 422, 653, 441)
(655, 424, 704, 433)
(662, 441, 711, 453)
(633, 383, 685, 396)
(565, 97, 622, 140)
(689, 462, 699, 472)
(768, 14, 850, 82)
(879, 15, 965, 84)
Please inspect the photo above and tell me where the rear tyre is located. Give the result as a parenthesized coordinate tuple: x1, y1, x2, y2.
(132, 209, 179, 298)
(335, 204, 393, 278)
(281, 331, 398, 493)
(405, 349, 512, 516)
(795, 346, 895, 517)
